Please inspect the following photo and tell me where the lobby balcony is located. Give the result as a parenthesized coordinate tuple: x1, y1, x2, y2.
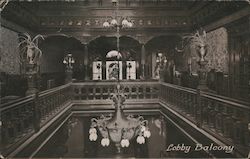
(0, 80, 249, 158)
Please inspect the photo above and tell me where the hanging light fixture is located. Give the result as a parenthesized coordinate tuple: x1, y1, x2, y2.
(89, 84, 151, 153)
(89, 0, 150, 153)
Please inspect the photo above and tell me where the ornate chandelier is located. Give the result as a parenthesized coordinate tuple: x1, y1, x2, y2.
(89, 84, 151, 153)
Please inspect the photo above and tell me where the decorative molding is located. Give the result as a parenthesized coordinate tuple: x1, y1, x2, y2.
(38, 16, 191, 29)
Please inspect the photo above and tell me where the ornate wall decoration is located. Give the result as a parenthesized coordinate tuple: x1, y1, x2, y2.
(190, 27, 228, 73)
(206, 27, 228, 73)
(0, 27, 20, 74)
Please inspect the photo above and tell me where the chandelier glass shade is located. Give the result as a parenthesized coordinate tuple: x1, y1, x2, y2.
(103, 18, 133, 28)
(89, 85, 151, 153)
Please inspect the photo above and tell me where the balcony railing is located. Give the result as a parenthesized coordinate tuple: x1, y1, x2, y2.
(0, 84, 72, 155)
(159, 82, 250, 155)
(1, 80, 249, 157)
(71, 81, 159, 101)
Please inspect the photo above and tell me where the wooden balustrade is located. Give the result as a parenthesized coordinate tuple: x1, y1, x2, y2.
(0, 84, 72, 152)
(71, 81, 159, 101)
(159, 82, 250, 155)
(1, 80, 249, 156)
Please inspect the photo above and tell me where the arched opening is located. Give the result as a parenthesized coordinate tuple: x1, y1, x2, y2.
(40, 35, 84, 89)
(145, 35, 182, 83)
(88, 36, 141, 80)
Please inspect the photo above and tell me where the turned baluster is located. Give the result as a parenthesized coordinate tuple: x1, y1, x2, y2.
(201, 99, 208, 125)
(232, 108, 242, 144)
(186, 94, 192, 115)
(242, 111, 250, 146)
(178, 91, 183, 110)
(171, 88, 174, 104)
(206, 100, 213, 125)
(174, 90, 178, 107)
(40, 102, 46, 121)
(1, 114, 10, 145)
(183, 92, 187, 111)
(215, 103, 223, 133)
(224, 105, 233, 138)
(86, 86, 90, 100)
(78, 87, 82, 100)
(239, 111, 249, 146)
(167, 88, 171, 104)
(100, 86, 103, 99)
(93, 87, 96, 100)
(10, 113, 19, 142)
(165, 86, 168, 101)
(18, 110, 26, 134)
(220, 104, 229, 136)
(142, 85, 146, 99)
(74, 87, 79, 100)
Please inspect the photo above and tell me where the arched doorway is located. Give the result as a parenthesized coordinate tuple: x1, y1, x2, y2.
(40, 35, 84, 88)
(145, 36, 180, 83)
(88, 36, 141, 80)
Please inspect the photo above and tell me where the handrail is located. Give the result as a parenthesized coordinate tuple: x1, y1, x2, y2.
(71, 80, 158, 86)
(0, 83, 71, 111)
(159, 82, 250, 156)
(203, 91, 250, 108)
(160, 82, 197, 94)
(160, 82, 250, 109)
(1, 83, 72, 156)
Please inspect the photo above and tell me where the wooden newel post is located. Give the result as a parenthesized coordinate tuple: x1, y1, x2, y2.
(33, 91, 41, 132)
(196, 88, 202, 127)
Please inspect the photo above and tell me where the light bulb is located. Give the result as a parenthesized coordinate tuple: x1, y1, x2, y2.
(121, 139, 129, 147)
(101, 138, 110, 147)
(111, 19, 118, 26)
(122, 19, 129, 27)
(128, 22, 133, 27)
(143, 130, 151, 138)
(103, 21, 110, 28)
(89, 127, 97, 134)
(89, 133, 97, 141)
(136, 136, 145, 144)
(141, 125, 146, 132)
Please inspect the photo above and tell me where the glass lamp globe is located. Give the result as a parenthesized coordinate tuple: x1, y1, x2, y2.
(111, 19, 118, 26)
(127, 22, 133, 27)
(103, 21, 110, 28)
(122, 19, 129, 27)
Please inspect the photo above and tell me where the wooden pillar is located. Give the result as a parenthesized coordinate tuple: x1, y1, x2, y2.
(84, 44, 89, 80)
(141, 44, 146, 79)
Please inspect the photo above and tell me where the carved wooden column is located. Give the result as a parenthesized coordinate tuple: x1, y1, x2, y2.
(84, 44, 89, 80)
(141, 43, 146, 79)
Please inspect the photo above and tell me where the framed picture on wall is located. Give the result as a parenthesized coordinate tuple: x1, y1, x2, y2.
(106, 61, 122, 80)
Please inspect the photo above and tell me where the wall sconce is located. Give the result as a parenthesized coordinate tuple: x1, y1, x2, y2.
(156, 53, 167, 68)
(63, 53, 75, 83)
(63, 53, 75, 69)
